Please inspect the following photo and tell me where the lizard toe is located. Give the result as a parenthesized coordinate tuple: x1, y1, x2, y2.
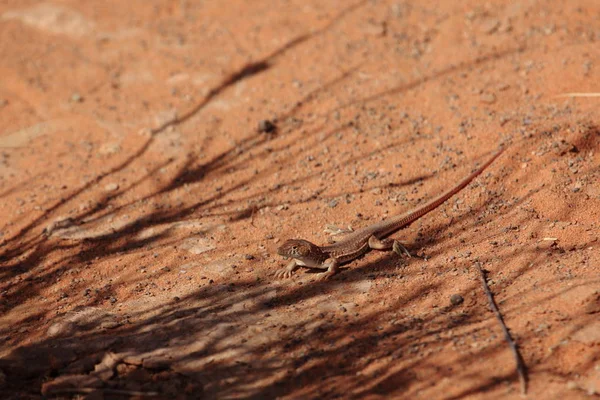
(275, 269, 293, 279)
(315, 271, 334, 280)
(392, 241, 412, 258)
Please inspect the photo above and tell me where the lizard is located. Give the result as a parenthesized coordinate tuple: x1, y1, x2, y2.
(275, 147, 505, 280)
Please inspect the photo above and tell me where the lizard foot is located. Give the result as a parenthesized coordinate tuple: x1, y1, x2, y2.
(392, 241, 412, 258)
(275, 260, 299, 279)
(274, 269, 295, 279)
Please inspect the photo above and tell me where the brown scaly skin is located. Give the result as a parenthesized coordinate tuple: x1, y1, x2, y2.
(276, 147, 506, 280)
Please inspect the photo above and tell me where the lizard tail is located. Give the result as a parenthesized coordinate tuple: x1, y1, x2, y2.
(392, 146, 505, 228)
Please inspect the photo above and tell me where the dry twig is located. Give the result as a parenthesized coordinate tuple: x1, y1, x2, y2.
(45, 387, 160, 397)
(476, 262, 528, 395)
(555, 92, 600, 98)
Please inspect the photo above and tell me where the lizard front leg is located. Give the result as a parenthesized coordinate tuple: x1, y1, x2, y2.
(275, 259, 300, 279)
(368, 235, 412, 258)
(315, 257, 340, 280)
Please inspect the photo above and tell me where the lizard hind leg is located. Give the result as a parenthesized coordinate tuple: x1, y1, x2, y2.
(368, 235, 412, 258)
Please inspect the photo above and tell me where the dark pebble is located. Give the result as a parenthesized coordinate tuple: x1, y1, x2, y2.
(257, 119, 276, 133)
(450, 294, 464, 306)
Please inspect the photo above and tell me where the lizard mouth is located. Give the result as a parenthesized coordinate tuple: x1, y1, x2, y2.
(276, 247, 288, 258)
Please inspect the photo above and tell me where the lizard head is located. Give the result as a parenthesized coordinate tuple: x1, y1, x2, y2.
(277, 239, 324, 260)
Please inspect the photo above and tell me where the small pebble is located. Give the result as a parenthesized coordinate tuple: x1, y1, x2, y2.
(328, 199, 339, 208)
(450, 294, 464, 306)
(104, 183, 119, 192)
(364, 21, 386, 37)
(480, 92, 496, 104)
(480, 18, 500, 34)
(257, 119, 276, 133)
(70, 93, 83, 103)
(244, 254, 255, 260)
(499, 116, 511, 126)
(100, 320, 121, 330)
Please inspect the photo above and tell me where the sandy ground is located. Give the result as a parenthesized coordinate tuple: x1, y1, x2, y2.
(0, 1, 599, 399)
